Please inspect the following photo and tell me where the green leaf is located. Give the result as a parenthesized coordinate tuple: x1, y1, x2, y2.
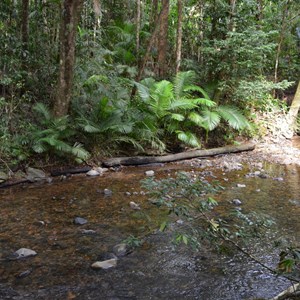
(200, 110, 221, 131)
(183, 85, 211, 100)
(216, 106, 250, 130)
(182, 235, 188, 245)
(173, 71, 196, 99)
(170, 113, 185, 121)
(188, 112, 204, 126)
(160, 221, 168, 232)
(176, 131, 201, 147)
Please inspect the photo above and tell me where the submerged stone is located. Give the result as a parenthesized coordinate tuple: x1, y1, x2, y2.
(74, 217, 88, 225)
(113, 243, 130, 257)
(9, 248, 37, 260)
(145, 170, 155, 176)
(91, 258, 117, 269)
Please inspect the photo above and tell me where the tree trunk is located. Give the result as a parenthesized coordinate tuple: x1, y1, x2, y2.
(21, 0, 29, 51)
(103, 142, 256, 167)
(157, 0, 169, 78)
(135, 8, 164, 82)
(53, 0, 83, 117)
(175, 0, 183, 74)
(287, 81, 300, 131)
(228, 0, 236, 32)
(274, 0, 291, 84)
(136, 0, 141, 53)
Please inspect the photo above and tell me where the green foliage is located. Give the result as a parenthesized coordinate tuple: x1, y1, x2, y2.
(141, 172, 273, 249)
(136, 71, 250, 147)
(23, 103, 90, 163)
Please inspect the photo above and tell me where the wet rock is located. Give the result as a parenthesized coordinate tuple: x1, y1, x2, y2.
(113, 243, 130, 257)
(258, 173, 268, 179)
(80, 229, 96, 234)
(33, 220, 45, 226)
(0, 171, 9, 183)
(273, 177, 284, 181)
(125, 192, 131, 196)
(145, 170, 155, 176)
(8, 248, 37, 260)
(26, 167, 47, 182)
(236, 183, 246, 188)
(176, 219, 184, 225)
(16, 269, 32, 279)
(95, 167, 109, 174)
(129, 201, 141, 210)
(86, 169, 100, 176)
(232, 199, 242, 206)
(74, 217, 88, 225)
(103, 188, 112, 196)
(91, 258, 117, 270)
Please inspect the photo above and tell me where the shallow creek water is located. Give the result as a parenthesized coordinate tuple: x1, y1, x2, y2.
(0, 160, 299, 300)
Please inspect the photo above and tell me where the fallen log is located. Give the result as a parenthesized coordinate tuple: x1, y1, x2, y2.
(102, 142, 255, 167)
(50, 166, 92, 177)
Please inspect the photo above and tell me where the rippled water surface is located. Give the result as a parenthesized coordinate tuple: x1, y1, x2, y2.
(0, 161, 299, 299)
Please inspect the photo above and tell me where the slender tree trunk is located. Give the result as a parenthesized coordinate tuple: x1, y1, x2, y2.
(198, 0, 204, 64)
(287, 81, 300, 131)
(228, 0, 236, 32)
(157, 0, 169, 78)
(150, 0, 159, 27)
(175, 0, 183, 74)
(136, 0, 141, 53)
(53, 0, 84, 117)
(21, 0, 29, 51)
(93, 0, 102, 40)
(256, 0, 263, 23)
(274, 0, 290, 84)
(135, 8, 164, 82)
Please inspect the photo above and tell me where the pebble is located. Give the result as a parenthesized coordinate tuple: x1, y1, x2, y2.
(86, 169, 100, 176)
(74, 217, 88, 225)
(236, 184, 246, 188)
(273, 177, 284, 181)
(145, 170, 155, 176)
(103, 189, 112, 196)
(80, 229, 96, 234)
(232, 199, 242, 206)
(130, 201, 141, 210)
(113, 243, 130, 257)
(91, 258, 117, 269)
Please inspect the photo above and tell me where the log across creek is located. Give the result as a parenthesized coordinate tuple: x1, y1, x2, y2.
(102, 142, 255, 167)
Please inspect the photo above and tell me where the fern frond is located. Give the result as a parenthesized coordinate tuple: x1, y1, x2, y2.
(170, 113, 185, 121)
(169, 98, 197, 111)
(71, 143, 90, 160)
(135, 82, 150, 102)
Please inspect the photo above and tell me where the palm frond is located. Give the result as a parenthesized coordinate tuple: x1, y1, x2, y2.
(176, 131, 201, 147)
(188, 112, 204, 126)
(173, 71, 196, 99)
(183, 85, 210, 100)
(71, 142, 90, 160)
(135, 82, 150, 102)
(33, 103, 52, 121)
(201, 109, 221, 131)
(192, 98, 216, 108)
(170, 113, 185, 121)
(169, 98, 197, 111)
(216, 106, 250, 130)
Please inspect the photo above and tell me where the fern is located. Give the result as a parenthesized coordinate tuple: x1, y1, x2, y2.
(216, 106, 250, 130)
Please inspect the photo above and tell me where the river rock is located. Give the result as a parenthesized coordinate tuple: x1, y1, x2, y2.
(103, 188, 112, 196)
(80, 229, 96, 234)
(0, 171, 9, 183)
(129, 201, 141, 210)
(9, 248, 37, 260)
(232, 199, 242, 205)
(145, 170, 155, 176)
(113, 243, 130, 257)
(236, 183, 246, 188)
(273, 177, 284, 181)
(26, 167, 47, 182)
(86, 169, 100, 176)
(74, 217, 88, 225)
(91, 258, 117, 269)
(95, 167, 109, 174)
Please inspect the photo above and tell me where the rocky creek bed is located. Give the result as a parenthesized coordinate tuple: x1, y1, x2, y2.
(0, 138, 300, 300)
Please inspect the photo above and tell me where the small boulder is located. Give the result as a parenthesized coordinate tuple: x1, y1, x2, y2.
(0, 171, 9, 183)
(74, 217, 88, 225)
(91, 258, 117, 270)
(26, 167, 47, 182)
